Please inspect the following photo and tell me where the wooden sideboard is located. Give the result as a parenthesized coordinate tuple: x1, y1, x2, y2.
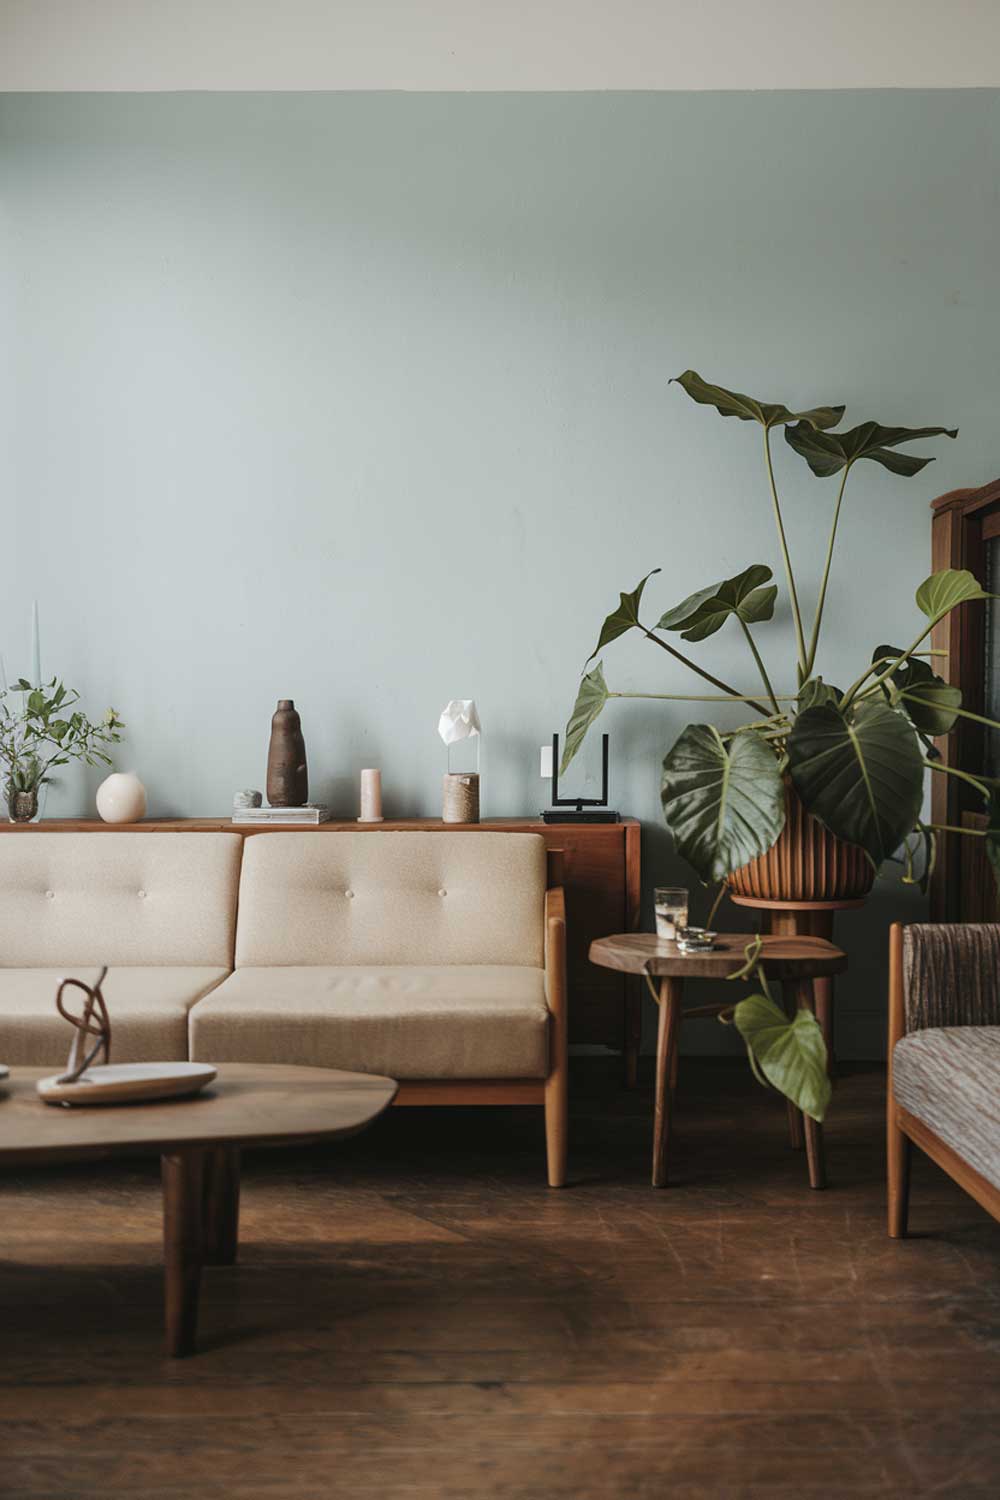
(0, 817, 643, 1083)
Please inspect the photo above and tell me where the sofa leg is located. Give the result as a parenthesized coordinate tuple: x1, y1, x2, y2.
(544, 1071, 568, 1188)
(888, 1109, 911, 1238)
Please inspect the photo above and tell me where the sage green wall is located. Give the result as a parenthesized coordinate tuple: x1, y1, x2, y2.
(3, 91, 998, 1057)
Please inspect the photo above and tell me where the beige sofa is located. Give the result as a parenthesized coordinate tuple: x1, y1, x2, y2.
(0, 829, 567, 1185)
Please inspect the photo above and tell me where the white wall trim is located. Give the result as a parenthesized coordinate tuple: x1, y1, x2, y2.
(3, 0, 1000, 92)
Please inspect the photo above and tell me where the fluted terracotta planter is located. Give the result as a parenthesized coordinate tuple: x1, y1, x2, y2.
(727, 781, 874, 903)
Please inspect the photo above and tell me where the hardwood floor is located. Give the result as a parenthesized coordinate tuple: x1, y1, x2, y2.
(3, 1060, 1000, 1498)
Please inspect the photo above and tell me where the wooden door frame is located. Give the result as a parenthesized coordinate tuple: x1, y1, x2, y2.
(929, 476, 1000, 919)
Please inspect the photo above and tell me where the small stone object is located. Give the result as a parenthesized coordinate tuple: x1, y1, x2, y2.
(233, 789, 263, 811)
(266, 699, 308, 808)
(676, 927, 717, 955)
(96, 772, 147, 824)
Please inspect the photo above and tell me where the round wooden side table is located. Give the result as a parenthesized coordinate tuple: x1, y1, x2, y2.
(728, 895, 864, 1071)
(589, 933, 847, 1191)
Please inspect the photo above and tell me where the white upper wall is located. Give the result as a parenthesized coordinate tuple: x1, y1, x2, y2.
(2, 0, 1000, 91)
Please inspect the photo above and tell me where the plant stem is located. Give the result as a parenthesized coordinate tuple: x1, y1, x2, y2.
(924, 760, 995, 800)
(640, 628, 771, 717)
(610, 691, 796, 703)
(763, 428, 808, 684)
(805, 464, 851, 677)
(738, 618, 781, 715)
(908, 699, 1000, 732)
(705, 883, 728, 928)
(840, 625, 936, 710)
(924, 822, 987, 837)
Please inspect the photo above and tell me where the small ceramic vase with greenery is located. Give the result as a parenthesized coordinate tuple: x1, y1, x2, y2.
(0, 679, 124, 822)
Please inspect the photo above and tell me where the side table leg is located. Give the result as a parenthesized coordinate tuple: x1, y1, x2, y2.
(782, 980, 804, 1150)
(203, 1146, 241, 1265)
(652, 977, 682, 1188)
(795, 979, 827, 1190)
(162, 1149, 206, 1357)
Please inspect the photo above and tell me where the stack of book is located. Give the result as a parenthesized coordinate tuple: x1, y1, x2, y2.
(232, 805, 332, 825)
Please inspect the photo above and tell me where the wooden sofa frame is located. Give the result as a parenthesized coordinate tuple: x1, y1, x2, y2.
(887, 922, 1000, 1236)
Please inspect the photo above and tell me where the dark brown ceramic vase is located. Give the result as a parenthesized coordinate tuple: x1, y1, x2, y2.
(726, 779, 874, 903)
(266, 699, 308, 808)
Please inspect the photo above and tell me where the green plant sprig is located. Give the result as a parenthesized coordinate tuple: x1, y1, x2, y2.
(0, 679, 124, 795)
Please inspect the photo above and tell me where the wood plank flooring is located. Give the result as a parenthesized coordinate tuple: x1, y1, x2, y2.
(2, 1060, 999, 1498)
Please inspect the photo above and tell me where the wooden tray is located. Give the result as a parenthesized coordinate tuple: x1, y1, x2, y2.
(36, 1062, 217, 1107)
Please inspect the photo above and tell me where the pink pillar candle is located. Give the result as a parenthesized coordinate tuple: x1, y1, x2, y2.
(358, 768, 384, 823)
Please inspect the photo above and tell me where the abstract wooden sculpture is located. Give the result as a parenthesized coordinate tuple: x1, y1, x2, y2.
(55, 965, 111, 1082)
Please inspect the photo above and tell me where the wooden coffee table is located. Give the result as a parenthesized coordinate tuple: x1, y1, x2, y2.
(0, 1063, 397, 1355)
(589, 933, 847, 1190)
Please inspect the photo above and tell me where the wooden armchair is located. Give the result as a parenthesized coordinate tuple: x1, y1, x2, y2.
(888, 922, 1000, 1235)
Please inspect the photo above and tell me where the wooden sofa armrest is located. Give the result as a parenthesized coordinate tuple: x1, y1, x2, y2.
(545, 886, 567, 1020)
(544, 885, 569, 1188)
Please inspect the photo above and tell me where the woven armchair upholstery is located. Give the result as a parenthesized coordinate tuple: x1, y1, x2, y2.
(901, 924, 1000, 1034)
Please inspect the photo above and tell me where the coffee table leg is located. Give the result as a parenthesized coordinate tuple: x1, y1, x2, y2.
(203, 1146, 241, 1265)
(162, 1149, 206, 1357)
(652, 977, 682, 1188)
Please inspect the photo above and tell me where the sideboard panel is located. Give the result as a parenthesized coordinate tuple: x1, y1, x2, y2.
(0, 817, 642, 1079)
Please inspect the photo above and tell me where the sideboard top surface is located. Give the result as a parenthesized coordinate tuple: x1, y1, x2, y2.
(0, 817, 638, 834)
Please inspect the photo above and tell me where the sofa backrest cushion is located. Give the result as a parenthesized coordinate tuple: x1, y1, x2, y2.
(0, 833, 243, 967)
(903, 923, 1000, 1032)
(235, 831, 546, 968)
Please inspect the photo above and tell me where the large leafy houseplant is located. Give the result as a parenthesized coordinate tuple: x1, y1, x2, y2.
(563, 371, 1000, 1119)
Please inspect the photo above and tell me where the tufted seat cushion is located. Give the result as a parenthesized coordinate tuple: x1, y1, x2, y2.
(0, 967, 230, 1066)
(190, 965, 550, 1079)
(893, 1027, 1000, 1192)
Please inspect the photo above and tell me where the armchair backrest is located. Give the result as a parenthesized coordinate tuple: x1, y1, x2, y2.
(235, 831, 547, 968)
(900, 923, 1000, 1033)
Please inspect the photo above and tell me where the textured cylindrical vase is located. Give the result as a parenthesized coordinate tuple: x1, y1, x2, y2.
(266, 699, 308, 807)
(96, 772, 148, 824)
(358, 768, 383, 823)
(442, 772, 480, 824)
(726, 780, 875, 902)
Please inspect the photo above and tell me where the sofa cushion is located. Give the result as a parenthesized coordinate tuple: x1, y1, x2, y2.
(0, 833, 242, 967)
(0, 967, 230, 1067)
(190, 965, 550, 1079)
(234, 832, 546, 969)
(893, 1027, 1000, 1192)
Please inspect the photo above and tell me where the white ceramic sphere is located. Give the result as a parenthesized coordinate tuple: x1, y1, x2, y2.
(96, 772, 147, 824)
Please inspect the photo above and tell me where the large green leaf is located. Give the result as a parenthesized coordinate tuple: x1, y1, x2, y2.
(656, 564, 777, 643)
(733, 993, 832, 1122)
(661, 725, 785, 882)
(561, 663, 610, 773)
(785, 420, 958, 478)
(672, 370, 844, 432)
(585, 570, 660, 664)
(787, 700, 924, 866)
(872, 643, 962, 736)
(797, 677, 842, 712)
(915, 568, 990, 619)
